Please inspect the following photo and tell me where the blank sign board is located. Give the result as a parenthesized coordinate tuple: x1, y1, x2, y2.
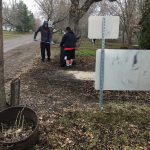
(88, 16, 119, 39)
(95, 49, 150, 91)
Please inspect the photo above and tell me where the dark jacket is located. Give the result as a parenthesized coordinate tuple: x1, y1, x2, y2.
(34, 21, 52, 43)
(60, 31, 76, 48)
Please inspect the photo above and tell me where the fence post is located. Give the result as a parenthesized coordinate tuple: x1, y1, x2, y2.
(10, 78, 20, 106)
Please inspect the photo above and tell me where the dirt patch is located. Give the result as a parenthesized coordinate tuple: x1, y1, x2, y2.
(20, 56, 99, 114)
(19, 55, 150, 115)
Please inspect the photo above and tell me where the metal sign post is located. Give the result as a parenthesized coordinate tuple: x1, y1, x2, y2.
(88, 16, 120, 109)
(99, 17, 106, 109)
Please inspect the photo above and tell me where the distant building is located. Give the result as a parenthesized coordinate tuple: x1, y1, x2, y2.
(3, 24, 16, 31)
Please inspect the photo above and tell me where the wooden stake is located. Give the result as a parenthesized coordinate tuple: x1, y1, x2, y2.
(10, 78, 20, 106)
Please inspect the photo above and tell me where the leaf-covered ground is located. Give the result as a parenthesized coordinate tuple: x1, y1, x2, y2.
(35, 105, 150, 150)
(16, 55, 150, 150)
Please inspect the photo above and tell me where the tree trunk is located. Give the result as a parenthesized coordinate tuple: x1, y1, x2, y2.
(69, 0, 103, 38)
(69, 14, 80, 38)
(122, 30, 125, 44)
(68, 1, 81, 38)
(126, 31, 132, 47)
(0, 0, 6, 111)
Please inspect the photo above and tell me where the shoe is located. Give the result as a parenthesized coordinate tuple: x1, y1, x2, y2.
(47, 58, 51, 62)
(72, 61, 76, 66)
(41, 59, 45, 62)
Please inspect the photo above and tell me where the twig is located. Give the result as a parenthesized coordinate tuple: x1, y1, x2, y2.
(17, 107, 25, 129)
(14, 110, 21, 129)
(21, 115, 25, 129)
(14, 107, 25, 129)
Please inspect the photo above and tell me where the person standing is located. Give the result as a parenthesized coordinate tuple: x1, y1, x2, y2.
(60, 27, 76, 68)
(34, 21, 52, 62)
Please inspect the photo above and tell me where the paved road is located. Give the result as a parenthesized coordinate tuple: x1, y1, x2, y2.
(3, 34, 36, 52)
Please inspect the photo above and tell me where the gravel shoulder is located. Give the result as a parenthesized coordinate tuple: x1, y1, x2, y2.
(4, 42, 39, 82)
(4, 42, 59, 103)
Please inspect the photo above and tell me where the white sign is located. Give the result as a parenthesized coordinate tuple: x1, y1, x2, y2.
(95, 49, 150, 91)
(48, 20, 53, 27)
(88, 16, 120, 39)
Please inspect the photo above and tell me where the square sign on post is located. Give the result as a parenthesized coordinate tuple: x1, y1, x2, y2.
(88, 16, 120, 39)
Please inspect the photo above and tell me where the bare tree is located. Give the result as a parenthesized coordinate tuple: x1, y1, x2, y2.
(53, 0, 70, 25)
(2, 2, 11, 24)
(106, 0, 141, 46)
(69, 0, 103, 38)
(137, 0, 145, 14)
(34, 0, 119, 37)
(54, 0, 70, 30)
(68, 0, 116, 38)
(0, 0, 6, 110)
(3, 0, 36, 32)
(34, 0, 54, 21)
(78, 2, 98, 37)
(2, 0, 19, 26)
(34, 0, 69, 25)
(94, 0, 113, 16)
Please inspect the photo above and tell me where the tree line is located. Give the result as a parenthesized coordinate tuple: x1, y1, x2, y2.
(2, 0, 150, 48)
(139, 0, 150, 49)
(3, 0, 35, 32)
(32, 0, 150, 48)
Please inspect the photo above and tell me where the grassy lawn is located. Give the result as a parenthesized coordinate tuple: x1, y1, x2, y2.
(79, 38, 124, 50)
(3, 31, 27, 40)
(45, 103, 150, 149)
(76, 49, 96, 57)
(76, 38, 125, 57)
